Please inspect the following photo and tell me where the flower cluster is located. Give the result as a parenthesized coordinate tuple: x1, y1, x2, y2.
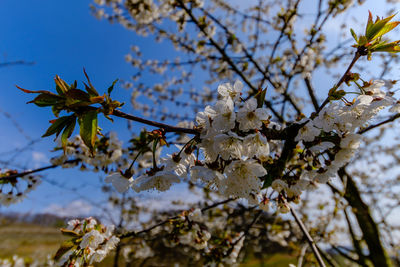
(191, 81, 271, 204)
(271, 80, 396, 200)
(0, 171, 41, 206)
(50, 133, 123, 171)
(55, 217, 119, 266)
(153, 207, 246, 266)
(104, 79, 400, 214)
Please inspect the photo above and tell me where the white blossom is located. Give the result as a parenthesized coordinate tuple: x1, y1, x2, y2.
(217, 80, 243, 102)
(221, 160, 267, 200)
(105, 172, 133, 193)
(295, 121, 320, 142)
(236, 98, 269, 131)
(133, 169, 181, 192)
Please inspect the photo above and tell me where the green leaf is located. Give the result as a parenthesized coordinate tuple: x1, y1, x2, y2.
(15, 85, 54, 95)
(60, 228, 80, 237)
(366, 13, 397, 41)
(262, 175, 273, 189)
(107, 79, 118, 96)
(52, 103, 65, 117)
(61, 118, 77, 151)
(83, 68, 99, 96)
(42, 116, 73, 138)
(328, 89, 346, 100)
(65, 89, 90, 101)
(54, 75, 70, 95)
(54, 240, 76, 261)
(256, 88, 267, 108)
(65, 89, 92, 107)
(350, 28, 358, 42)
(373, 41, 400, 53)
(71, 80, 78, 90)
(16, 86, 54, 95)
(365, 10, 374, 37)
(374, 21, 400, 39)
(89, 95, 105, 104)
(28, 93, 64, 107)
(358, 35, 368, 46)
(78, 110, 98, 152)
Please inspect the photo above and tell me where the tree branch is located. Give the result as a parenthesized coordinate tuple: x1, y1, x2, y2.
(0, 159, 80, 181)
(316, 51, 361, 114)
(288, 202, 326, 267)
(112, 110, 199, 135)
(358, 113, 400, 134)
(304, 77, 320, 111)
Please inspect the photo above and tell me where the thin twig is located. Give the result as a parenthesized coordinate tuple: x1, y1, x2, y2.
(358, 113, 400, 134)
(118, 198, 236, 239)
(0, 60, 35, 68)
(0, 159, 80, 181)
(304, 77, 320, 111)
(288, 203, 326, 267)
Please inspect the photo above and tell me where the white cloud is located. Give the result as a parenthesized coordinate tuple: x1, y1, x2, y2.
(32, 151, 48, 168)
(42, 199, 93, 217)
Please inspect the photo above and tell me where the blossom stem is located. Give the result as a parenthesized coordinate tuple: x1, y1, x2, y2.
(176, 137, 196, 158)
(126, 144, 151, 174)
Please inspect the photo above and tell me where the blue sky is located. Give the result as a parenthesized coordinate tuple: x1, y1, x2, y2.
(0, 0, 398, 217)
(0, 0, 141, 215)
(0, 0, 204, 217)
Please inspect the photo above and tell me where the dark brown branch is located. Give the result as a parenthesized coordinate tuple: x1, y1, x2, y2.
(358, 113, 400, 134)
(112, 110, 199, 135)
(304, 77, 320, 111)
(317, 246, 341, 267)
(316, 51, 361, 113)
(0, 159, 80, 181)
(264, 0, 301, 78)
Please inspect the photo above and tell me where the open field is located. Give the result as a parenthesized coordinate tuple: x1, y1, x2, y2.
(0, 217, 354, 267)
(0, 222, 66, 263)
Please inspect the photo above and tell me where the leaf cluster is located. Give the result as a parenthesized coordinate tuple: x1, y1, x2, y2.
(351, 11, 400, 60)
(17, 70, 123, 153)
